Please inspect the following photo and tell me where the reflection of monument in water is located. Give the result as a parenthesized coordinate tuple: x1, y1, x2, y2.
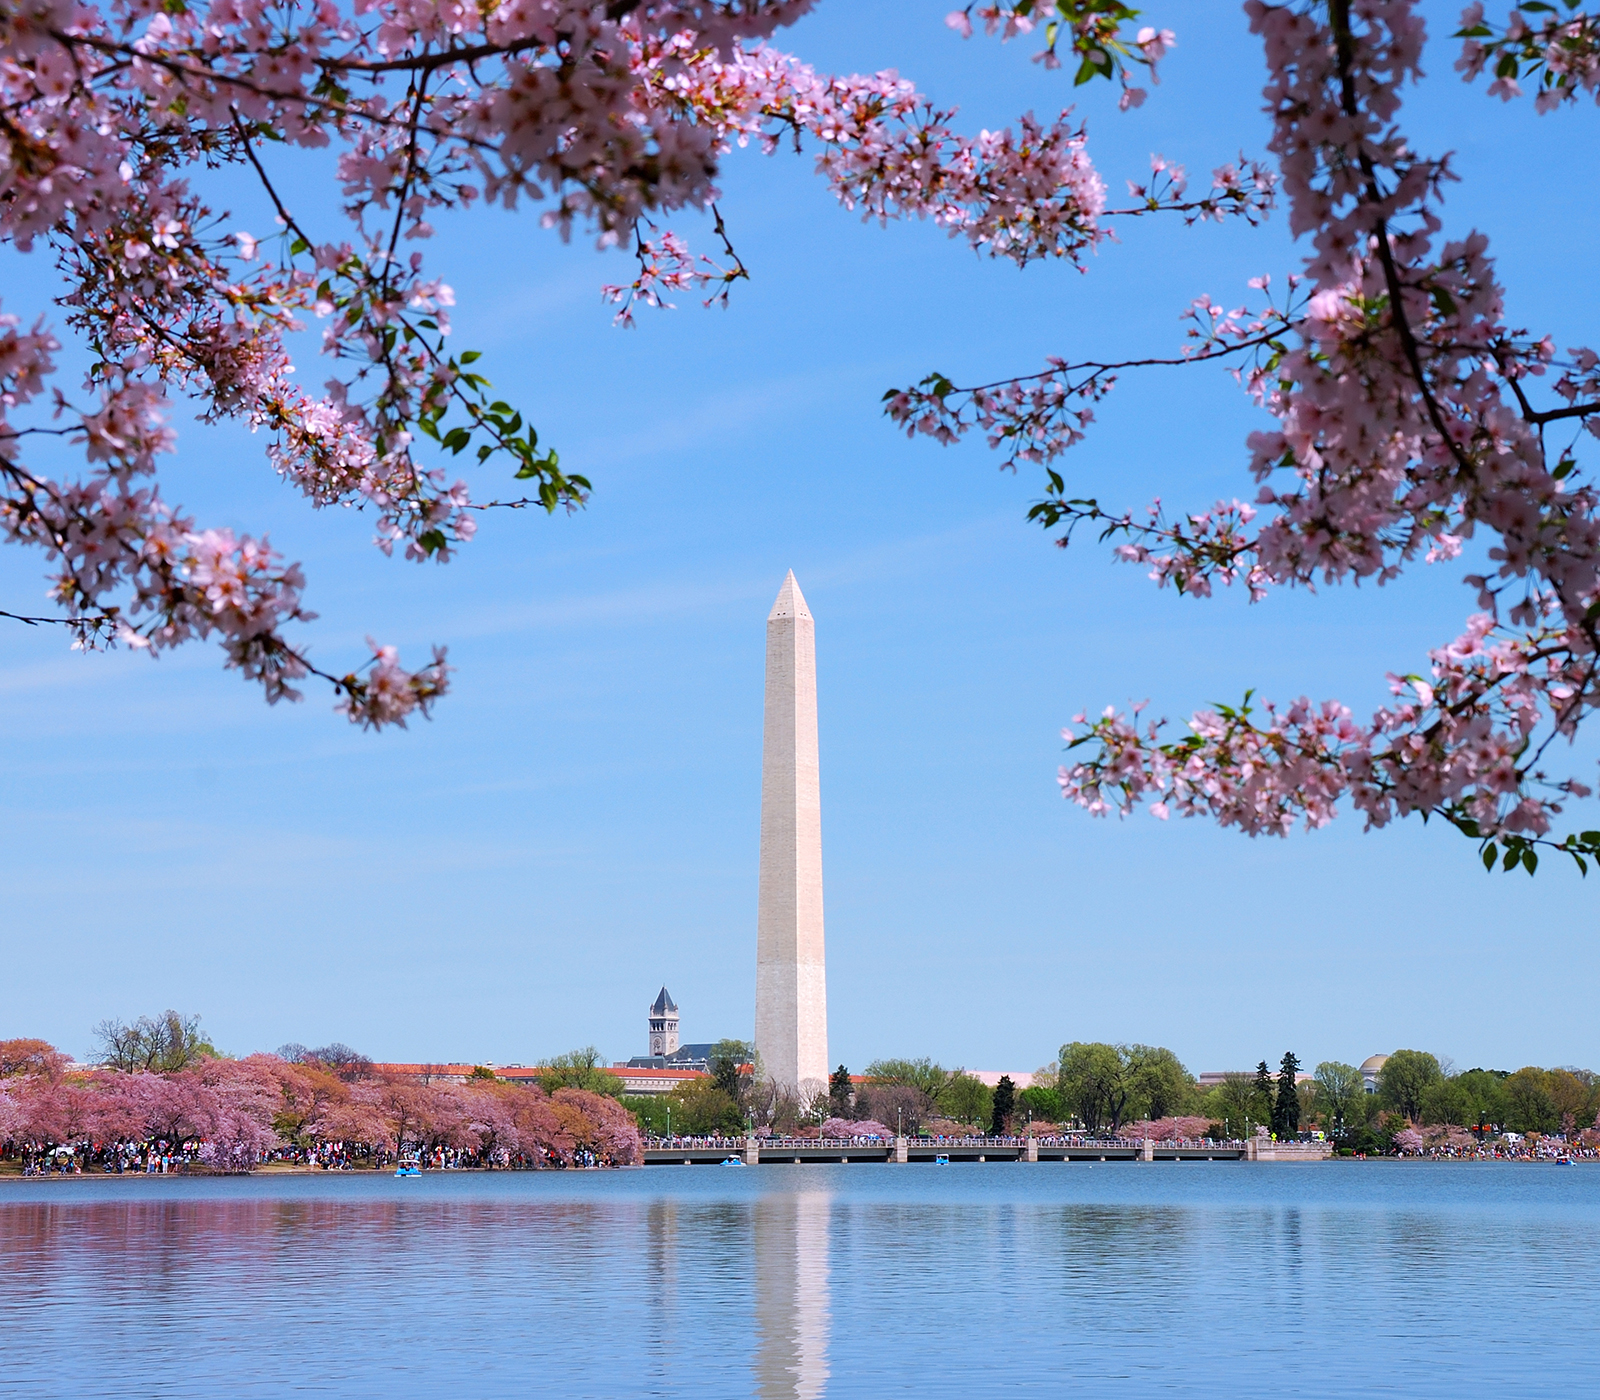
(643, 1193, 830, 1399)
(755, 572, 829, 1097)
(754, 1193, 831, 1400)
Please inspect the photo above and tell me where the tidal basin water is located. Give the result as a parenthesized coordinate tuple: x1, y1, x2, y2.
(4, 1163, 1599, 1397)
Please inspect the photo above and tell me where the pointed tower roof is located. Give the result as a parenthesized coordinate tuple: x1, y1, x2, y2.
(768, 570, 812, 622)
(650, 986, 677, 1015)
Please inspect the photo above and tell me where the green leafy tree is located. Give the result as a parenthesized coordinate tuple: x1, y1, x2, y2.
(1058, 1043, 1131, 1133)
(939, 1072, 993, 1128)
(625, 1095, 671, 1136)
(666, 1080, 746, 1136)
(1312, 1062, 1365, 1139)
(1127, 1045, 1195, 1120)
(1018, 1085, 1065, 1124)
(1418, 1077, 1462, 1126)
(1546, 1068, 1594, 1132)
(1273, 1052, 1301, 1137)
(1504, 1067, 1560, 1134)
(1054, 1043, 1196, 1132)
(1345, 1108, 1407, 1157)
(1377, 1051, 1444, 1121)
(990, 1076, 1016, 1136)
(93, 1010, 215, 1073)
(828, 1065, 854, 1119)
(539, 1047, 625, 1099)
(1450, 1069, 1511, 1136)
(1205, 1072, 1272, 1140)
(709, 1040, 754, 1106)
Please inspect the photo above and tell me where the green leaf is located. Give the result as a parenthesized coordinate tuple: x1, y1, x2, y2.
(459, 350, 481, 364)
(418, 529, 447, 555)
(1554, 458, 1576, 479)
(1522, 849, 1538, 875)
(1503, 847, 1519, 871)
(1482, 843, 1498, 871)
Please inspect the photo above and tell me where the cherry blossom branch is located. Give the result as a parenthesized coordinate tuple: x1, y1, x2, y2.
(946, 2, 1176, 110)
(1104, 153, 1277, 225)
(1456, 3, 1600, 110)
(884, 327, 1286, 471)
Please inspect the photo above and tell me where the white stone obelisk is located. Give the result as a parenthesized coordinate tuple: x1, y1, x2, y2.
(755, 571, 829, 1097)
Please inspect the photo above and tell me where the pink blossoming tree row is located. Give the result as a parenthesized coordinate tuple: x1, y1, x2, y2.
(0, 1038, 641, 1170)
(2, 0, 1597, 869)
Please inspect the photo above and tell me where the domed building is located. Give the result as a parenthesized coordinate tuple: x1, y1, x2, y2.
(1360, 1054, 1390, 1095)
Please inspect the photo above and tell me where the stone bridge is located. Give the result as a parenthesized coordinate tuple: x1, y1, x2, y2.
(641, 1136, 1331, 1165)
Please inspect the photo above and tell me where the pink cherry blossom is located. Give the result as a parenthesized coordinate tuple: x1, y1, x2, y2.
(889, 0, 1600, 872)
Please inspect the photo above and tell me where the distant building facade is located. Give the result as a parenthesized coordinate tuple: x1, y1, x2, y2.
(1197, 1071, 1316, 1090)
(627, 1044, 720, 1073)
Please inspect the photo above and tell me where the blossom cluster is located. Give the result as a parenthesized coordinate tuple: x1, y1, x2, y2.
(646, 37, 1110, 268)
(882, 159, 1283, 470)
(0, 0, 1178, 719)
(946, 1, 1176, 110)
(885, 0, 1600, 865)
(1456, 2, 1600, 111)
(0, 1050, 641, 1169)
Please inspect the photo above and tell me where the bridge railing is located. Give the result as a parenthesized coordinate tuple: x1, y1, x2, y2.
(643, 1134, 1250, 1150)
(643, 1136, 747, 1149)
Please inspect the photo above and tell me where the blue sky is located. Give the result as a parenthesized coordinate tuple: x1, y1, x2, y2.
(2, 1, 1595, 1077)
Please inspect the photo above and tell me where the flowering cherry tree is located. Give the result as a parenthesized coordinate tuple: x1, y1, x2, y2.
(8, 0, 1599, 870)
(0, 0, 1188, 726)
(887, 1, 1600, 875)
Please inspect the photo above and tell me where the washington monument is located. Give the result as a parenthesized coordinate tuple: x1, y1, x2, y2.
(755, 571, 829, 1095)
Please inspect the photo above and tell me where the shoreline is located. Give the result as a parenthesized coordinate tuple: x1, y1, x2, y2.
(0, 1156, 1591, 1183)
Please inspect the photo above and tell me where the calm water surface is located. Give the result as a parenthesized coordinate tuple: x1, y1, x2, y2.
(3, 1162, 1597, 1397)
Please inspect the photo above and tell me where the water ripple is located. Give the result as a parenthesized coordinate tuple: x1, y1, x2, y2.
(2, 1163, 1596, 1397)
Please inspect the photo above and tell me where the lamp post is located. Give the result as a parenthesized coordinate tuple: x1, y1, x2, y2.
(666, 1104, 671, 1141)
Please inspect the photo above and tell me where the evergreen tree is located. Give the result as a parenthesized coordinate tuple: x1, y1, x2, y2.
(990, 1075, 1016, 1136)
(1253, 1060, 1274, 1132)
(1274, 1052, 1302, 1137)
(828, 1065, 853, 1119)
(708, 1040, 752, 1109)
